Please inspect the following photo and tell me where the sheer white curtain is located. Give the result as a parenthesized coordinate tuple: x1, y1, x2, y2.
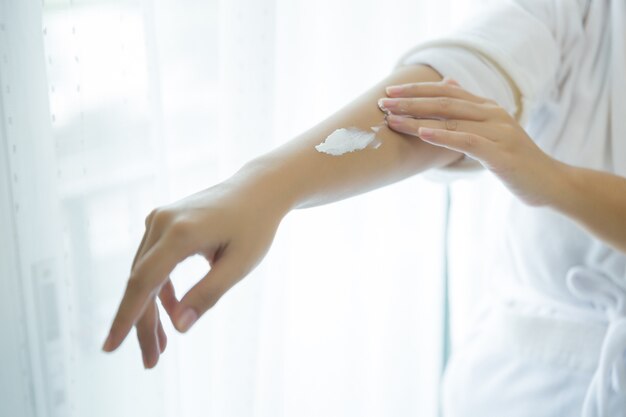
(0, 0, 493, 416)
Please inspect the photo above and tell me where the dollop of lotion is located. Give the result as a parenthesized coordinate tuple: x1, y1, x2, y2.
(315, 126, 382, 156)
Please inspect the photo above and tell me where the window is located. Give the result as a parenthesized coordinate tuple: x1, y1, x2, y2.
(0, 1, 494, 416)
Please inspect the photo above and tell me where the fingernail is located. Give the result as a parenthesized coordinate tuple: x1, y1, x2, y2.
(377, 98, 388, 113)
(386, 114, 407, 126)
(385, 85, 404, 95)
(378, 98, 397, 111)
(419, 127, 435, 139)
(176, 308, 198, 333)
(102, 332, 114, 352)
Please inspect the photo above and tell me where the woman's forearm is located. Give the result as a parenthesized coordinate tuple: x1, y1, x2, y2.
(227, 64, 464, 215)
(549, 162, 626, 254)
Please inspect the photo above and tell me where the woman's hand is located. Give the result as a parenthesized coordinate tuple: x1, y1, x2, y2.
(101, 176, 286, 368)
(378, 78, 565, 207)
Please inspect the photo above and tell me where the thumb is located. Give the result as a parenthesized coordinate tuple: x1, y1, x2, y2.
(171, 250, 240, 332)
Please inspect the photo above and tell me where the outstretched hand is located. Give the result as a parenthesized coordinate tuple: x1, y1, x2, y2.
(102, 181, 284, 368)
(379, 78, 564, 207)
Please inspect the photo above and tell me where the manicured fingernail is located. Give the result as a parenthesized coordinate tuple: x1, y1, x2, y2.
(385, 85, 404, 95)
(377, 98, 388, 112)
(386, 114, 407, 126)
(418, 127, 435, 139)
(102, 332, 114, 352)
(176, 308, 198, 333)
(378, 98, 398, 111)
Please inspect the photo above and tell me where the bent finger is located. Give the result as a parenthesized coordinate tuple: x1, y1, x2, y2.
(156, 306, 167, 354)
(172, 249, 242, 333)
(379, 97, 490, 121)
(416, 127, 492, 161)
(136, 300, 160, 369)
(385, 114, 488, 139)
(153, 278, 175, 354)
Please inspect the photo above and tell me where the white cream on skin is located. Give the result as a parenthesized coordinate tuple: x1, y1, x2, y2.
(315, 125, 383, 156)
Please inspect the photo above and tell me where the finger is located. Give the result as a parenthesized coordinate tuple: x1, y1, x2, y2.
(416, 127, 491, 161)
(102, 208, 166, 353)
(378, 97, 489, 121)
(102, 237, 191, 352)
(172, 249, 242, 333)
(136, 300, 160, 369)
(385, 114, 486, 139)
(384, 80, 489, 103)
(156, 306, 167, 354)
(152, 278, 174, 356)
(116, 210, 162, 356)
(158, 278, 178, 318)
(128, 211, 168, 360)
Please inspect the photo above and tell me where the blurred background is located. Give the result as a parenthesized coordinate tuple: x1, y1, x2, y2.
(0, 0, 505, 416)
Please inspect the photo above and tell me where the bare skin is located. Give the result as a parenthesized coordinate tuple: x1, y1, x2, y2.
(101, 64, 466, 368)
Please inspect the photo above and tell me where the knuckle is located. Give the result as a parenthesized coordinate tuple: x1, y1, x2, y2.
(145, 208, 158, 227)
(126, 276, 150, 296)
(398, 99, 411, 112)
(165, 218, 193, 241)
(150, 208, 173, 229)
(445, 119, 458, 131)
(463, 133, 477, 148)
(439, 97, 452, 109)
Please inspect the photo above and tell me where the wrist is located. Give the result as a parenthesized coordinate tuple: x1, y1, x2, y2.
(543, 158, 580, 213)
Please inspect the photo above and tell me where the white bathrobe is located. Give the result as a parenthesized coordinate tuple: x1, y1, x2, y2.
(400, 0, 626, 416)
